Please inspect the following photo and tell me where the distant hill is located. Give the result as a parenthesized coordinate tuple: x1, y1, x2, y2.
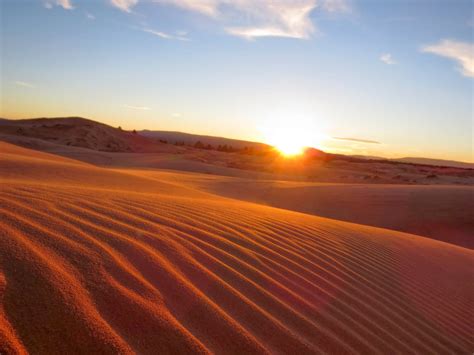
(394, 157, 474, 169)
(352, 154, 473, 169)
(140, 130, 269, 150)
(1, 117, 471, 170)
(350, 154, 388, 161)
(0, 117, 172, 153)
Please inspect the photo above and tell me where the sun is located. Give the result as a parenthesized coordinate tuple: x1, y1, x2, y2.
(260, 112, 326, 157)
(275, 140, 306, 156)
(266, 127, 308, 156)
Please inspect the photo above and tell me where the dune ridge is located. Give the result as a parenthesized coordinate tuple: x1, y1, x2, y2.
(0, 141, 473, 354)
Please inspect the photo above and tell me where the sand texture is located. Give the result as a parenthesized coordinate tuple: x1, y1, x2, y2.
(1, 141, 473, 354)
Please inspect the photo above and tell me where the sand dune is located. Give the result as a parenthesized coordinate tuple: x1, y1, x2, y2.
(0, 117, 181, 153)
(151, 173, 473, 249)
(1, 141, 473, 353)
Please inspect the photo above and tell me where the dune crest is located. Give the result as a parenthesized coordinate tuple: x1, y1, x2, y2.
(1, 142, 473, 353)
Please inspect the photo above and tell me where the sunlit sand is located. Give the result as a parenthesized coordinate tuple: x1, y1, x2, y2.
(1, 138, 472, 353)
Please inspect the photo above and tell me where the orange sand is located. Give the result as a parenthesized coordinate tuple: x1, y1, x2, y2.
(0, 141, 473, 353)
(149, 172, 473, 249)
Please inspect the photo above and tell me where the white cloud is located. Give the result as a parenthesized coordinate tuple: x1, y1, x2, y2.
(380, 53, 396, 65)
(225, 2, 317, 40)
(152, 0, 349, 39)
(44, 0, 74, 10)
(58, 0, 73, 9)
(124, 105, 151, 110)
(153, 0, 219, 16)
(226, 26, 308, 40)
(86, 12, 96, 20)
(422, 39, 474, 78)
(142, 28, 189, 41)
(143, 29, 171, 39)
(110, 0, 138, 13)
(14, 81, 36, 88)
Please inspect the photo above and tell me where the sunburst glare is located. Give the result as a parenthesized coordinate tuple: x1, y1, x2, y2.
(260, 110, 327, 156)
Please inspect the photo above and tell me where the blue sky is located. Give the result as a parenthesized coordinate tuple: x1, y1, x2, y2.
(1, 0, 473, 161)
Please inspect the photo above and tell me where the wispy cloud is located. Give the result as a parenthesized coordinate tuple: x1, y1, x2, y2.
(110, 0, 138, 13)
(153, 0, 219, 16)
(225, 2, 318, 40)
(153, 0, 350, 40)
(226, 27, 309, 40)
(421, 39, 474, 78)
(86, 12, 96, 20)
(14, 81, 36, 88)
(142, 28, 189, 41)
(44, 0, 74, 10)
(380, 53, 396, 65)
(333, 137, 381, 144)
(124, 104, 151, 110)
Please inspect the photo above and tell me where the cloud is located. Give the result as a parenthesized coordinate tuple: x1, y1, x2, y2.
(142, 28, 189, 40)
(143, 29, 172, 39)
(14, 81, 36, 88)
(86, 12, 96, 20)
(421, 39, 474, 78)
(153, 0, 219, 16)
(380, 53, 396, 65)
(43, 0, 74, 10)
(225, 1, 318, 40)
(332, 137, 381, 144)
(124, 105, 151, 110)
(153, 0, 350, 39)
(110, 0, 138, 13)
(226, 26, 309, 39)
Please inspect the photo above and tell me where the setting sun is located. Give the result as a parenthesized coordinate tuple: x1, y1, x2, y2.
(275, 140, 306, 156)
(260, 112, 326, 156)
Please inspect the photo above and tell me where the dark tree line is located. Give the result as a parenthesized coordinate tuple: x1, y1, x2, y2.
(158, 138, 265, 155)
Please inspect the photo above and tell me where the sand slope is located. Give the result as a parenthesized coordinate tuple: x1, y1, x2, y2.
(153, 173, 473, 249)
(0, 117, 185, 154)
(1, 141, 473, 354)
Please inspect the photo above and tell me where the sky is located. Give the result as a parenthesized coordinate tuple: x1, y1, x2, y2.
(1, 0, 473, 162)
